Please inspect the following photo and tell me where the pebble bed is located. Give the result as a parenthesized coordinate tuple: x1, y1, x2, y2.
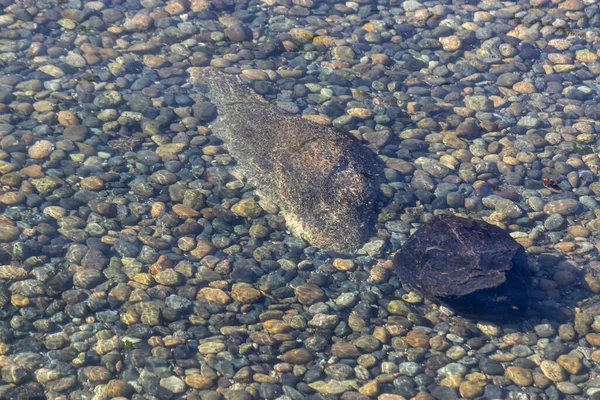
(0, 0, 600, 399)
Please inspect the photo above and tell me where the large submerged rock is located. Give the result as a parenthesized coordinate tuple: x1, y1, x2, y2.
(393, 215, 530, 320)
(189, 67, 381, 253)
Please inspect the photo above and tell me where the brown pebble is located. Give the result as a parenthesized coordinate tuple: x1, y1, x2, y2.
(513, 81, 536, 94)
(332, 258, 355, 271)
(21, 165, 44, 178)
(82, 366, 113, 383)
(370, 264, 388, 282)
(439, 36, 462, 51)
(57, 110, 79, 126)
(197, 288, 231, 305)
(554, 242, 577, 253)
(533, 371, 552, 388)
(567, 225, 589, 238)
(0, 224, 20, 243)
(185, 374, 213, 390)
(585, 333, 600, 346)
(231, 283, 262, 303)
(149, 256, 172, 275)
(505, 366, 533, 386)
(172, 204, 200, 217)
(281, 348, 312, 364)
(357, 354, 377, 368)
(80, 176, 105, 190)
(430, 335, 450, 351)
(11, 294, 30, 307)
(0, 266, 27, 280)
(190, 240, 215, 258)
(263, 320, 291, 334)
(558, 324, 576, 341)
(459, 380, 485, 398)
(406, 330, 430, 348)
(411, 393, 435, 400)
(371, 53, 391, 65)
(295, 283, 325, 305)
(358, 380, 379, 396)
(231, 198, 262, 218)
(348, 312, 366, 331)
(585, 274, 600, 293)
(591, 350, 600, 364)
(105, 379, 134, 397)
(151, 202, 166, 218)
(557, 355, 582, 375)
(373, 326, 390, 344)
(28, 140, 54, 159)
(0, 192, 24, 205)
(331, 342, 361, 358)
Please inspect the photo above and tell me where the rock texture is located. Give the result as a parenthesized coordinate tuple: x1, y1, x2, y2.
(393, 215, 530, 320)
(189, 67, 381, 253)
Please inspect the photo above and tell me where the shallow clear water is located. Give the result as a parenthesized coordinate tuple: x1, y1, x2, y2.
(0, 0, 599, 399)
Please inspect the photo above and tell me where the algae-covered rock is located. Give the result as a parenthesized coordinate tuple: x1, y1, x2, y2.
(393, 215, 530, 320)
(189, 67, 381, 253)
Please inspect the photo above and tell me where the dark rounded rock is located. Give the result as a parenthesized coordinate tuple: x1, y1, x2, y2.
(543, 342, 568, 360)
(81, 248, 108, 269)
(89, 201, 117, 217)
(455, 119, 482, 139)
(114, 239, 141, 257)
(224, 23, 253, 42)
(73, 269, 105, 289)
(430, 385, 459, 400)
(393, 215, 530, 320)
(259, 383, 282, 399)
(479, 358, 504, 375)
(63, 125, 88, 142)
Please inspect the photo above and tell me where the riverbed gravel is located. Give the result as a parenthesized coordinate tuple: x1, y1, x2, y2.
(0, 0, 600, 399)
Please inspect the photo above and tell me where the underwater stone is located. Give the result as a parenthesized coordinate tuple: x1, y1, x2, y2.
(393, 215, 530, 320)
(189, 67, 381, 253)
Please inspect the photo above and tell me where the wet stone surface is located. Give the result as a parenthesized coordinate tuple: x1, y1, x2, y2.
(394, 215, 530, 320)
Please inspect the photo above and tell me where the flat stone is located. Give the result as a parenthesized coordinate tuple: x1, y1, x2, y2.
(586, 333, 600, 346)
(513, 81, 536, 94)
(231, 283, 262, 303)
(459, 381, 485, 398)
(331, 343, 361, 358)
(82, 366, 112, 383)
(406, 330, 430, 348)
(308, 380, 358, 394)
(505, 366, 533, 386)
(281, 348, 312, 364)
(39, 65, 66, 78)
(295, 283, 325, 305)
(0, 224, 20, 243)
(198, 342, 225, 354)
(556, 382, 581, 394)
(309, 313, 339, 329)
(544, 199, 580, 216)
(63, 125, 88, 141)
(185, 374, 213, 390)
(197, 288, 231, 305)
(160, 376, 186, 394)
(105, 379, 134, 397)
